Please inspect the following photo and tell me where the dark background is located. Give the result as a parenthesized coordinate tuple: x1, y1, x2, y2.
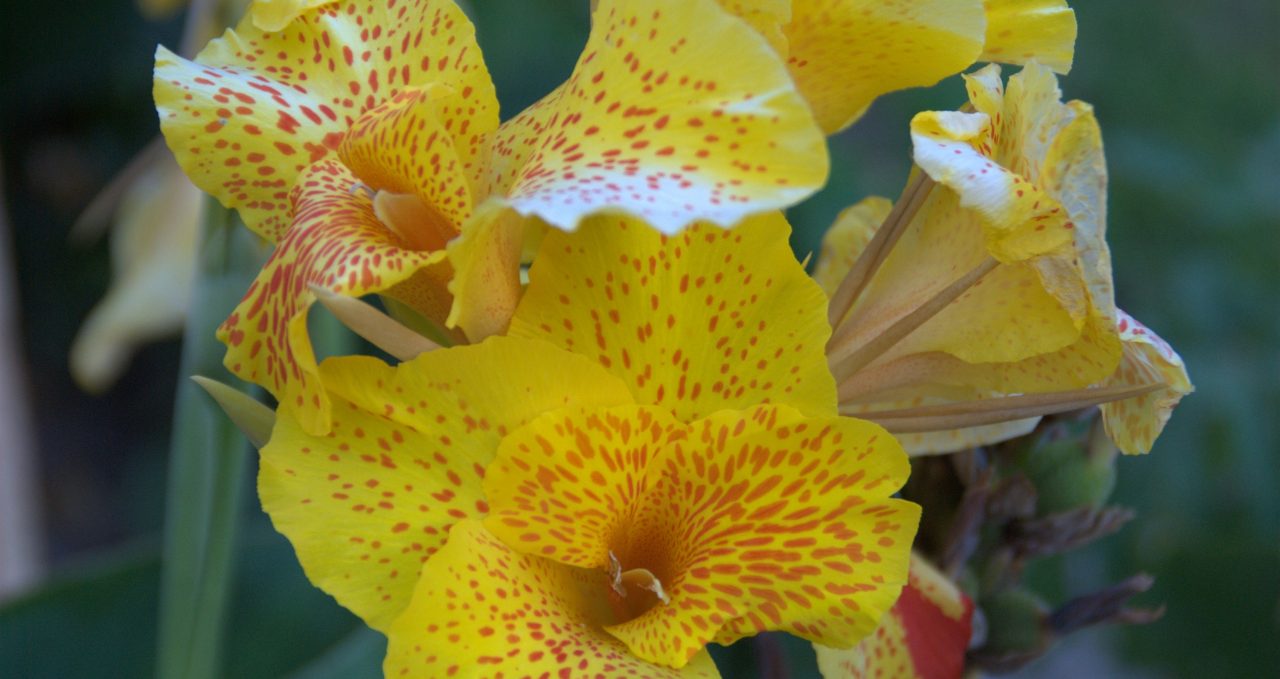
(1, 0, 1276, 676)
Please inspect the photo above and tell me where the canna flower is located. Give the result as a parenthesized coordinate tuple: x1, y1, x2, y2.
(70, 149, 204, 392)
(815, 554, 973, 679)
(716, 0, 1076, 134)
(258, 215, 919, 675)
(818, 62, 1191, 455)
(155, 0, 827, 434)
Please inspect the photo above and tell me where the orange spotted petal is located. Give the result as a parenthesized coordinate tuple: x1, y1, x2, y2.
(483, 406, 682, 571)
(1100, 310, 1193, 455)
(487, 0, 827, 235)
(155, 0, 496, 241)
(485, 403, 919, 668)
(981, 0, 1076, 74)
(384, 520, 721, 678)
(258, 336, 635, 630)
(782, 0, 987, 134)
(815, 554, 973, 679)
(339, 84, 499, 228)
(217, 160, 442, 435)
(509, 213, 836, 422)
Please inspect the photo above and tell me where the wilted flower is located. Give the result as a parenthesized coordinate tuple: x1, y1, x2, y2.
(818, 63, 1191, 455)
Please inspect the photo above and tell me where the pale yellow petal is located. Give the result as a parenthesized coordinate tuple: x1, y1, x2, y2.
(1101, 311, 1193, 455)
(981, 0, 1076, 73)
(784, 0, 987, 133)
(71, 155, 203, 392)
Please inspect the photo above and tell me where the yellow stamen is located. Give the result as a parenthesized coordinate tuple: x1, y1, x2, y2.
(608, 551, 669, 605)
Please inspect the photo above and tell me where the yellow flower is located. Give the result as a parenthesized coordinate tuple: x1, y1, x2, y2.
(819, 63, 1191, 455)
(70, 150, 204, 392)
(259, 215, 919, 675)
(155, 0, 828, 434)
(815, 554, 973, 679)
(716, 0, 1077, 134)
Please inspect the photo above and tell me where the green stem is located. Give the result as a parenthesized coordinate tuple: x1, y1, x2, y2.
(155, 199, 260, 679)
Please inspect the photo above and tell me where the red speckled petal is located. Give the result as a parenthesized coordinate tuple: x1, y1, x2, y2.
(483, 404, 918, 668)
(488, 0, 827, 235)
(217, 159, 440, 435)
(339, 84, 496, 228)
(483, 406, 681, 571)
(509, 213, 836, 422)
(1100, 310, 1193, 455)
(259, 336, 635, 631)
(155, 0, 496, 240)
(625, 406, 917, 666)
(815, 554, 973, 679)
(384, 520, 721, 678)
(782, 0, 986, 134)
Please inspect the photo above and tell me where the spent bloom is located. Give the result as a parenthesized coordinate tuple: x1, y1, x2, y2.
(259, 216, 919, 675)
(818, 63, 1191, 455)
(155, 0, 828, 434)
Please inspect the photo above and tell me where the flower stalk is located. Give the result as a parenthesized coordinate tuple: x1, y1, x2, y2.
(154, 199, 259, 679)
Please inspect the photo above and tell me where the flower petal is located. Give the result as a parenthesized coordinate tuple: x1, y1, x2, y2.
(621, 406, 918, 665)
(980, 0, 1076, 74)
(484, 403, 918, 667)
(217, 160, 439, 434)
(716, 0, 792, 54)
(782, 0, 987, 134)
(384, 520, 721, 678)
(911, 96, 1075, 261)
(488, 0, 827, 235)
(442, 200, 527, 341)
(1100, 310, 1193, 455)
(815, 554, 973, 679)
(510, 213, 836, 421)
(155, 0, 495, 240)
(483, 406, 680, 571)
(339, 84, 499, 228)
(70, 153, 203, 392)
(259, 336, 635, 630)
(249, 0, 337, 32)
(812, 196, 892, 298)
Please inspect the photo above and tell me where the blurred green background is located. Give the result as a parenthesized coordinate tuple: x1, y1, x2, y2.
(0, 0, 1276, 676)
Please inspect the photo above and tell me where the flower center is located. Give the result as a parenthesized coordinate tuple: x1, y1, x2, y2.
(605, 550, 669, 623)
(373, 190, 458, 253)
